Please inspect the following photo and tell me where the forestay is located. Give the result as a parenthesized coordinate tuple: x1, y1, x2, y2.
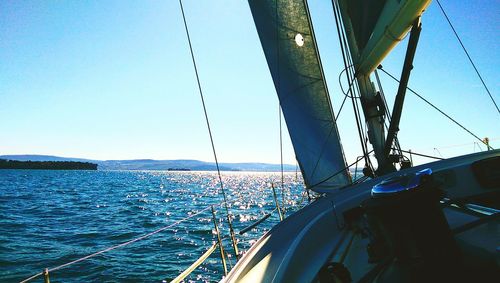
(249, 0, 350, 191)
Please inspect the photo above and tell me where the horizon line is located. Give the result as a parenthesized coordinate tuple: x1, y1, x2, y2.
(0, 153, 298, 166)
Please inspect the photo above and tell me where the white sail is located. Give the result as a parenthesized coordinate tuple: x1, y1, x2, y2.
(249, 0, 350, 190)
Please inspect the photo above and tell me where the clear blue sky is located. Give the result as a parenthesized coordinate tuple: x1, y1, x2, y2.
(1, 0, 498, 166)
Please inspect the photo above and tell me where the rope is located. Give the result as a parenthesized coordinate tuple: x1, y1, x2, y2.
(308, 149, 374, 191)
(335, 69, 357, 121)
(395, 148, 444, 160)
(378, 67, 494, 150)
(20, 205, 215, 283)
(436, 0, 499, 115)
(331, 0, 372, 170)
(335, 95, 348, 122)
(338, 66, 360, 98)
(178, 0, 238, 252)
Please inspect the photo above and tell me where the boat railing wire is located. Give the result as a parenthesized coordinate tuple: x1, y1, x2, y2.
(19, 181, 307, 283)
(19, 204, 218, 283)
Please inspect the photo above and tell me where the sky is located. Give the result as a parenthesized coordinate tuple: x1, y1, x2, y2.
(1, 0, 498, 166)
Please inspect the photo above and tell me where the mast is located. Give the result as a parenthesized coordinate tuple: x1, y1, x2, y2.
(336, 0, 431, 174)
(337, 0, 392, 174)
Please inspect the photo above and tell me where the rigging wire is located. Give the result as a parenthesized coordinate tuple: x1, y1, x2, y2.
(279, 105, 286, 213)
(341, 16, 373, 172)
(275, 0, 286, 215)
(335, 67, 357, 122)
(418, 137, 499, 151)
(374, 69, 403, 159)
(395, 148, 443, 160)
(331, 0, 373, 171)
(374, 69, 390, 117)
(436, 0, 499, 115)
(378, 67, 494, 150)
(308, 149, 374, 191)
(304, 0, 351, 188)
(336, 66, 369, 126)
(433, 148, 444, 158)
(340, 41, 372, 171)
(338, 66, 360, 98)
(178, 0, 239, 257)
(473, 142, 481, 152)
(295, 161, 299, 182)
(335, 95, 348, 122)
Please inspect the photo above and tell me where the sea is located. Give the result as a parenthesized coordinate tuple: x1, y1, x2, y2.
(0, 170, 305, 282)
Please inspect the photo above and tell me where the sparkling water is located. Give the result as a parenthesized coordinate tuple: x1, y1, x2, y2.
(0, 170, 304, 282)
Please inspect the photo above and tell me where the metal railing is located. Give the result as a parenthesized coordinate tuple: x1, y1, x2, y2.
(19, 183, 295, 283)
(19, 205, 215, 283)
(170, 183, 287, 281)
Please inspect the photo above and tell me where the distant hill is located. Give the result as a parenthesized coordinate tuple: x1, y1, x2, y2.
(0, 155, 297, 172)
(0, 159, 97, 170)
(0, 155, 95, 163)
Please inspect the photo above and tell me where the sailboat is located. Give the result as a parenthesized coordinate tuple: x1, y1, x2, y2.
(221, 0, 499, 282)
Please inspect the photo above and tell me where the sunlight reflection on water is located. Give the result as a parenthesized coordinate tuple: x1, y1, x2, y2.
(0, 170, 305, 282)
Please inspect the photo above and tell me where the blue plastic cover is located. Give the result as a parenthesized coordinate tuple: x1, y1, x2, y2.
(371, 168, 432, 195)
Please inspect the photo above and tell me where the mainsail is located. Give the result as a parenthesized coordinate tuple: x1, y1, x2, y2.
(249, 0, 350, 190)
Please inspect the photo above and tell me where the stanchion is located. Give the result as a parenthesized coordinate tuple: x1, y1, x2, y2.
(211, 206, 228, 276)
(43, 268, 50, 283)
(271, 183, 284, 221)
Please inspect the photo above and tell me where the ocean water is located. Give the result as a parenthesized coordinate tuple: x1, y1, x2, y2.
(0, 170, 305, 282)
